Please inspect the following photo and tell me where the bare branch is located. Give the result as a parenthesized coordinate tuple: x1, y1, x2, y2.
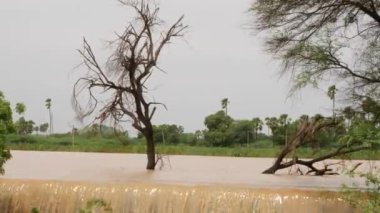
(251, 0, 380, 101)
(262, 118, 370, 175)
(72, 0, 186, 170)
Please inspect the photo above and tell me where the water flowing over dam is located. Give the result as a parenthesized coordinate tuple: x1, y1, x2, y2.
(0, 151, 371, 212)
(0, 179, 353, 213)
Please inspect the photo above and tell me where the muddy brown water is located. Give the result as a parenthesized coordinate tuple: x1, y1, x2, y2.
(0, 151, 374, 212)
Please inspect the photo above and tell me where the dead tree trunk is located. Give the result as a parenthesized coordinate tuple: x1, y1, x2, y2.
(263, 145, 369, 175)
(72, 0, 187, 170)
(262, 145, 292, 174)
(262, 118, 370, 175)
(144, 126, 156, 170)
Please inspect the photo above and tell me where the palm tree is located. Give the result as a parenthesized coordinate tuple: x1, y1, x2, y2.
(39, 123, 49, 134)
(342, 106, 355, 127)
(15, 103, 26, 134)
(327, 85, 337, 119)
(221, 98, 229, 115)
(45, 98, 53, 135)
(252, 117, 263, 141)
(279, 114, 290, 145)
(265, 117, 279, 147)
(15, 102, 26, 117)
(33, 126, 39, 136)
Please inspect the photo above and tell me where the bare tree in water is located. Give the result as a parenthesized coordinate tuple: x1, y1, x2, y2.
(72, 0, 187, 170)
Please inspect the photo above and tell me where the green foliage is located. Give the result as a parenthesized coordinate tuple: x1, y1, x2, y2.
(45, 98, 52, 135)
(204, 131, 228, 147)
(204, 110, 233, 146)
(6, 135, 37, 144)
(226, 120, 254, 145)
(311, 115, 346, 148)
(79, 124, 129, 145)
(251, 0, 380, 100)
(221, 98, 229, 114)
(178, 132, 200, 146)
(327, 85, 336, 100)
(80, 124, 125, 136)
(0, 135, 11, 174)
(0, 93, 14, 134)
(30, 208, 39, 213)
(153, 124, 184, 144)
(339, 119, 380, 149)
(339, 111, 380, 211)
(264, 113, 348, 148)
(3, 133, 379, 160)
(15, 102, 26, 116)
(79, 198, 112, 213)
(0, 91, 13, 174)
(265, 115, 295, 145)
(29, 199, 113, 213)
(45, 98, 51, 109)
(361, 97, 380, 124)
(204, 110, 233, 132)
(12, 102, 35, 135)
(251, 117, 263, 140)
(39, 123, 49, 133)
(15, 117, 35, 135)
(265, 117, 279, 135)
(341, 167, 380, 213)
(342, 107, 355, 121)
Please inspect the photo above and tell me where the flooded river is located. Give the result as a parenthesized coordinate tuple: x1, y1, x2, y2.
(0, 151, 374, 212)
(2, 151, 371, 189)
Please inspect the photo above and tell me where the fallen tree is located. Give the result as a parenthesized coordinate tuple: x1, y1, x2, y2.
(262, 117, 371, 175)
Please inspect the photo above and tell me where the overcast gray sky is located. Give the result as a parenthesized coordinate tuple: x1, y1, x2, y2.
(0, 0, 333, 134)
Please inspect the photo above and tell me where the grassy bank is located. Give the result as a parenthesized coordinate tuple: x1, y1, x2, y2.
(4, 134, 379, 160)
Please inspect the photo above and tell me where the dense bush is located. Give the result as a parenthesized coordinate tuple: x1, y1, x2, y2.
(6, 135, 37, 144)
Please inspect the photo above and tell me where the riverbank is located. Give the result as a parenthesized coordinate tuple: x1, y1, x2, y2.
(5, 134, 379, 160)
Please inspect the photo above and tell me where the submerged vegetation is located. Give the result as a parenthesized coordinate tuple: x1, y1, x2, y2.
(341, 167, 380, 213)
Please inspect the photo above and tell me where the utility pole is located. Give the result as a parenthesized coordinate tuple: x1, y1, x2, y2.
(285, 121, 288, 146)
(72, 126, 76, 148)
(247, 130, 250, 147)
(162, 131, 166, 145)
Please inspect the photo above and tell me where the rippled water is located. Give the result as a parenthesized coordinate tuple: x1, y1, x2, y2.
(2, 151, 373, 189)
